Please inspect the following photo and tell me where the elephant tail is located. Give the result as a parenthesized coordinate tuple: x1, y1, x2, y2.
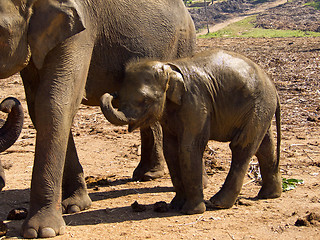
(275, 95, 281, 169)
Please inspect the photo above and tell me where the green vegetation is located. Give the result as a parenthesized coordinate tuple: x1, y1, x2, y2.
(305, 1, 320, 10)
(199, 15, 320, 38)
(282, 178, 304, 192)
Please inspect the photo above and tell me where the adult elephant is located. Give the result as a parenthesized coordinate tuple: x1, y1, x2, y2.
(0, 0, 196, 238)
(0, 97, 24, 191)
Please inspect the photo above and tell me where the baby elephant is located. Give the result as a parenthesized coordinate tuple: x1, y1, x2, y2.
(101, 49, 282, 214)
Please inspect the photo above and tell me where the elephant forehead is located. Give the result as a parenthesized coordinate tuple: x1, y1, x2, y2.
(140, 84, 156, 95)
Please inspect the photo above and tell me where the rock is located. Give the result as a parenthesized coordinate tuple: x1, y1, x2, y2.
(131, 201, 146, 212)
(7, 208, 28, 220)
(153, 201, 169, 213)
(295, 218, 310, 227)
(295, 212, 320, 227)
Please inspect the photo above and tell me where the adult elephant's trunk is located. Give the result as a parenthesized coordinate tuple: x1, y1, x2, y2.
(100, 93, 129, 126)
(0, 97, 24, 152)
(0, 97, 24, 191)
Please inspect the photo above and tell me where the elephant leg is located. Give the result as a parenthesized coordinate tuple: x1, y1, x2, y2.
(256, 128, 282, 199)
(209, 143, 255, 209)
(62, 132, 92, 213)
(21, 35, 93, 238)
(21, 88, 73, 238)
(178, 130, 208, 215)
(21, 61, 91, 214)
(132, 121, 165, 181)
(163, 131, 185, 210)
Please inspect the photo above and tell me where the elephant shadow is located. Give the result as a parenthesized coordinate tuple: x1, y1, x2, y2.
(0, 178, 178, 229)
(64, 203, 181, 227)
(65, 181, 178, 226)
(0, 188, 30, 218)
(88, 177, 174, 201)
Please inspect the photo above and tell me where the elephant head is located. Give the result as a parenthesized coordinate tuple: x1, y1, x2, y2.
(0, 97, 24, 191)
(100, 60, 186, 132)
(0, 0, 85, 79)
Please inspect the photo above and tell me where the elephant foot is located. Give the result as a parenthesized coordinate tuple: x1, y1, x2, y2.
(208, 190, 238, 209)
(21, 207, 65, 238)
(62, 190, 92, 214)
(132, 161, 165, 181)
(257, 177, 282, 199)
(181, 200, 206, 215)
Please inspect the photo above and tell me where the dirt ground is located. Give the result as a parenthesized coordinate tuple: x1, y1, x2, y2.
(0, 4, 320, 239)
(0, 36, 319, 239)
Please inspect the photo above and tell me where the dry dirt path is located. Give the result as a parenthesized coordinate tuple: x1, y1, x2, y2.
(197, 0, 288, 36)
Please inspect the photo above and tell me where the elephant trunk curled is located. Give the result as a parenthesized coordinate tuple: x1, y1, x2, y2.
(0, 97, 24, 191)
(100, 93, 129, 126)
(0, 97, 24, 152)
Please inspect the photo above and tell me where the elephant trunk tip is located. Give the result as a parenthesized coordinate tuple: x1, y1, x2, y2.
(100, 93, 129, 126)
(0, 97, 24, 153)
(0, 97, 22, 114)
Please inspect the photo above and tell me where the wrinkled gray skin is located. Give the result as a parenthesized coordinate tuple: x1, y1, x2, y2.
(0, 97, 24, 191)
(102, 49, 282, 215)
(0, 0, 196, 238)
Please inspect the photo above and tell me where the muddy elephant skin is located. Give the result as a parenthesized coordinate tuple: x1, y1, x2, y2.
(0, 0, 196, 238)
(0, 97, 24, 191)
(101, 49, 282, 215)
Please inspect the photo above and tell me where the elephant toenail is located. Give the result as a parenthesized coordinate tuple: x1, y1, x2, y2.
(23, 228, 38, 239)
(68, 205, 81, 213)
(39, 227, 56, 238)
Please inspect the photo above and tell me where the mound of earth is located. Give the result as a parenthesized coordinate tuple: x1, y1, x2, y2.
(255, 0, 320, 32)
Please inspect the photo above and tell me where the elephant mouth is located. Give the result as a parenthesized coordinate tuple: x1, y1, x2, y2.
(127, 118, 144, 132)
(128, 123, 139, 132)
(128, 114, 157, 133)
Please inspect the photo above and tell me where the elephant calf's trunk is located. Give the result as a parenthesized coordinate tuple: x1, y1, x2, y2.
(100, 93, 129, 126)
(0, 97, 24, 152)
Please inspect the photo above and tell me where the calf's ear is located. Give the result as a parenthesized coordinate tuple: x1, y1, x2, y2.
(28, 0, 85, 69)
(165, 64, 186, 105)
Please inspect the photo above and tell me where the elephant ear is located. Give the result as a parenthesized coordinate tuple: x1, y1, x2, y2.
(28, 0, 85, 69)
(165, 63, 186, 105)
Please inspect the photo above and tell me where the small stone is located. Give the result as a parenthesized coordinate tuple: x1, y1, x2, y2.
(306, 212, 320, 224)
(131, 201, 146, 212)
(153, 201, 169, 213)
(307, 116, 317, 122)
(7, 208, 28, 220)
(237, 199, 253, 206)
(295, 218, 310, 227)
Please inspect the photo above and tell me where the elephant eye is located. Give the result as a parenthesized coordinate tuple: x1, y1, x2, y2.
(144, 97, 153, 105)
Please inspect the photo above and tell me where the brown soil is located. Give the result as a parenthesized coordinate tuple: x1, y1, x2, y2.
(255, 0, 320, 32)
(0, 36, 319, 240)
(0, 3, 320, 240)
